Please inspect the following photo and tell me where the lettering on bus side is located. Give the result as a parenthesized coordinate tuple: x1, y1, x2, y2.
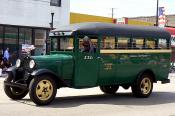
(84, 56, 93, 60)
(104, 63, 113, 70)
(129, 54, 150, 58)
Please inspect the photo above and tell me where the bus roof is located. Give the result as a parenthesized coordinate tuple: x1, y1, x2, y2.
(52, 22, 171, 38)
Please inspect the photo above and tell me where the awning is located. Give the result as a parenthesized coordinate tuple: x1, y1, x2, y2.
(165, 27, 175, 37)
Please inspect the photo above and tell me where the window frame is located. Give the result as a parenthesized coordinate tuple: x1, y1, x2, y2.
(50, 0, 61, 7)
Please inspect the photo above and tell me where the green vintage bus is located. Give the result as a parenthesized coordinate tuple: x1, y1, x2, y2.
(4, 22, 171, 105)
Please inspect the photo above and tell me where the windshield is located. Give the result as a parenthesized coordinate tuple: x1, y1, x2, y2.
(50, 36, 74, 51)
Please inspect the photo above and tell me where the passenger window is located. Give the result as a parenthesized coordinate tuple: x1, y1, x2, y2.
(117, 37, 130, 49)
(101, 36, 115, 49)
(52, 39, 58, 51)
(171, 37, 175, 47)
(146, 38, 156, 49)
(60, 37, 74, 50)
(132, 38, 144, 49)
(158, 38, 167, 49)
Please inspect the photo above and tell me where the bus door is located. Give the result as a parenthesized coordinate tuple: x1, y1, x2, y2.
(74, 37, 99, 87)
(98, 36, 116, 85)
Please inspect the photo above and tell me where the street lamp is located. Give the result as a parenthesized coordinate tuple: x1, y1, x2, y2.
(50, 12, 54, 30)
(156, 0, 159, 26)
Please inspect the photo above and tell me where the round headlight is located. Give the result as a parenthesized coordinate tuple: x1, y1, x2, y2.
(29, 60, 35, 69)
(16, 59, 21, 68)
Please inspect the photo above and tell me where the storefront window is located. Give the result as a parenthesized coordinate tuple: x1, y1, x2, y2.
(19, 28, 32, 45)
(50, 0, 61, 7)
(0, 26, 3, 50)
(4, 27, 18, 64)
(19, 28, 32, 53)
(35, 29, 46, 55)
(4, 27, 18, 54)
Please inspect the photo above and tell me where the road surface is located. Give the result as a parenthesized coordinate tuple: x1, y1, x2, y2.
(0, 74, 175, 116)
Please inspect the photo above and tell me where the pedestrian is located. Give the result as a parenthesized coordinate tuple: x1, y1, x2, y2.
(3, 48, 11, 68)
(3, 48, 10, 61)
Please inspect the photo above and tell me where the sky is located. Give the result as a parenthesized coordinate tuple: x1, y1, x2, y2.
(70, 0, 175, 18)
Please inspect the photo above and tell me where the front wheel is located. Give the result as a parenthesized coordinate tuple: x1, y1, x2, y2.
(4, 73, 28, 100)
(29, 75, 57, 105)
(100, 85, 119, 94)
(131, 73, 153, 98)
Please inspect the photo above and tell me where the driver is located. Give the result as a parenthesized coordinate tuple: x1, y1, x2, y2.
(82, 36, 95, 53)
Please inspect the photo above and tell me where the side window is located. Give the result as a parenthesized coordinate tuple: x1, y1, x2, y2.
(51, 38, 58, 51)
(145, 38, 156, 49)
(101, 36, 115, 49)
(132, 38, 144, 49)
(158, 38, 167, 49)
(117, 37, 130, 49)
(60, 37, 74, 51)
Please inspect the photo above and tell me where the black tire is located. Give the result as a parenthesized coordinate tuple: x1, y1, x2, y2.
(29, 75, 57, 105)
(100, 85, 119, 94)
(4, 73, 28, 100)
(131, 73, 153, 98)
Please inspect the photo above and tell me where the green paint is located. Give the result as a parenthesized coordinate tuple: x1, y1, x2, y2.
(30, 35, 171, 88)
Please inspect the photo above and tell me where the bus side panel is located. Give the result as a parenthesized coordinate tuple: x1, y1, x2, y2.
(115, 53, 170, 84)
(115, 53, 147, 84)
(97, 52, 170, 86)
(97, 54, 117, 85)
(155, 53, 171, 81)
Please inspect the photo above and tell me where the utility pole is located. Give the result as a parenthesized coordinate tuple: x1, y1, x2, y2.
(112, 8, 114, 19)
(156, 0, 159, 26)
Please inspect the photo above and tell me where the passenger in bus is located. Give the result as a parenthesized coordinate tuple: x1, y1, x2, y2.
(82, 36, 96, 53)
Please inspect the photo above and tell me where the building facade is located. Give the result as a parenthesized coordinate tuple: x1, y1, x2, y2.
(0, 0, 70, 56)
(129, 15, 175, 27)
(70, 12, 154, 26)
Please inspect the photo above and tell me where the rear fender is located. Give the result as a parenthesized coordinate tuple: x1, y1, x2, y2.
(136, 69, 156, 82)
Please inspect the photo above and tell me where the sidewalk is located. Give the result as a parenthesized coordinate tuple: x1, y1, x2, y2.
(0, 73, 7, 78)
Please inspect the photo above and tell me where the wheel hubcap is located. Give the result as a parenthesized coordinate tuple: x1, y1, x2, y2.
(36, 80, 53, 101)
(11, 87, 25, 95)
(140, 77, 152, 95)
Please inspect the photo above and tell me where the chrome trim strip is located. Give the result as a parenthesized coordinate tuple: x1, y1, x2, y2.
(100, 49, 172, 54)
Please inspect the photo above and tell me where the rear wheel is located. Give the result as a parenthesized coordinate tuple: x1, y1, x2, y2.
(131, 73, 153, 98)
(100, 85, 119, 94)
(29, 75, 57, 105)
(4, 73, 28, 100)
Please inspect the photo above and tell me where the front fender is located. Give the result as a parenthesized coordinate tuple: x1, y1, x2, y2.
(31, 69, 70, 87)
(5, 66, 17, 78)
(31, 69, 57, 77)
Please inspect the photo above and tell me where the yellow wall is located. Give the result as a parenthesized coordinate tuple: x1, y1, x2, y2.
(70, 12, 154, 26)
(70, 12, 113, 24)
(128, 19, 154, 26)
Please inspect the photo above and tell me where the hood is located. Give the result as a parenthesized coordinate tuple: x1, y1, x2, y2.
(31, 54, 73, 62)
(30, 54, 73, 73)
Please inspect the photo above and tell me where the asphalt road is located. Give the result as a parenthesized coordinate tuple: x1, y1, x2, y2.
(0, 74, 175, 116)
